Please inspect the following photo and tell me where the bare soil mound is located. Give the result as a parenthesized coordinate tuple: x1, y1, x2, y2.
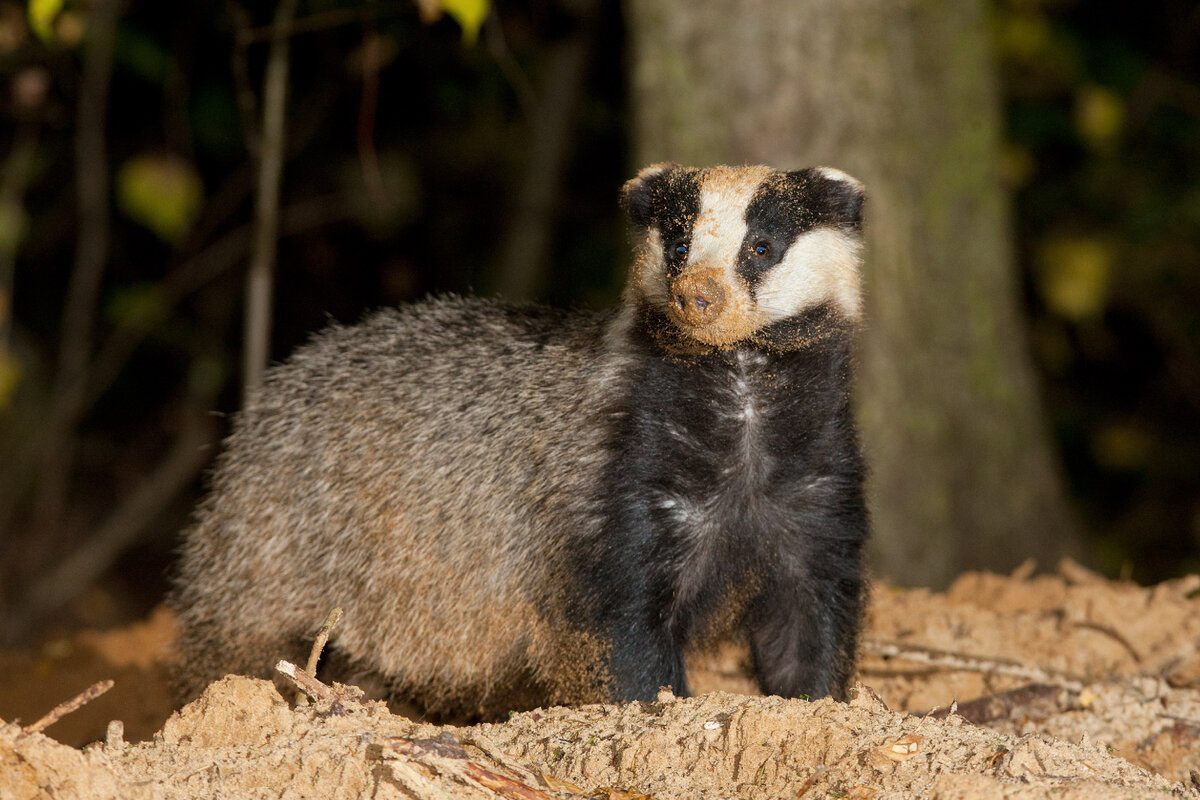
(4, 560, 1200, 799)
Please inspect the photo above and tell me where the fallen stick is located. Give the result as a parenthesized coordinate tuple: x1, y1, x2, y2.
(862, 638, 1086, 691)
(925, 683, 1071, 725)
(462, 761, 559, 800)
(385, 735, 560, 800)
(26, 679, 114, 734)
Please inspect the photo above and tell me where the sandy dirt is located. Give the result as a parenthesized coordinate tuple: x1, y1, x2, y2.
(3, 559, 1200, 799)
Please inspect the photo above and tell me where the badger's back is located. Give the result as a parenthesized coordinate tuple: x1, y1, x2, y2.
(172, 297, 617, 714)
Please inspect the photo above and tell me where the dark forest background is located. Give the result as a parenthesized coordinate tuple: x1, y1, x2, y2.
(0, 0, 1198, 640)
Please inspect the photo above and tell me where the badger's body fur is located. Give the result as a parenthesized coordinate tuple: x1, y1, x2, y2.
(171, 164, 870, 716)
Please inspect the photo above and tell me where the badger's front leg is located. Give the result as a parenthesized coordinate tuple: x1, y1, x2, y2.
(746, 538, 865, 701)
(575, 516, 691, 703)
(599, 600, 690, 702)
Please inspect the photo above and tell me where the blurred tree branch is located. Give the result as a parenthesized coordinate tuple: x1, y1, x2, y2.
(241, 0, 299, 403)
(28, 0, 119, 542)
(483, 13, 535, 115)
(0, 0, 353, 627)
(5, 406, 219, 640)
(356, 14, 387, 208)
(490, 0, 599, 300)
(0, 131, 38, 357)
(228, 3, 262, 158)
(0, 192, 352, 531)
(0, 189, 353, 635)
(243, 2, 410, 43)
(87, 196, 354, 417)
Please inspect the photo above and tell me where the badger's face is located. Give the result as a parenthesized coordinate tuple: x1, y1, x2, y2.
(621, 164, 864, 349)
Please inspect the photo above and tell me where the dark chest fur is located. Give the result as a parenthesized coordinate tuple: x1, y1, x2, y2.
(577, 304, 867, 688)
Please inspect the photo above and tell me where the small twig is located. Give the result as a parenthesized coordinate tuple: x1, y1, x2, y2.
(276, 659, 333, 704)
(459, 731, 544, 788)
(1071, 620, 1143, 664)
(305, 606, 343, 676)
(862, 638, 1087, 692)
(25, 679, 113, 734)
(295, 606, 343, 707)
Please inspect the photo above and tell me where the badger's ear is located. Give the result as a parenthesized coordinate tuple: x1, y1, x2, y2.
(620, 162, 678, 228)
(811, 167, 866, 231)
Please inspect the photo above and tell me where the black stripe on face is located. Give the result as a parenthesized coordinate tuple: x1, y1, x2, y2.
(622, 166, 703, 280)
(737, 169, 864, 288)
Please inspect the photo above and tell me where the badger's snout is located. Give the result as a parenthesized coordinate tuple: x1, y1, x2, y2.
(669, 268, 728, 327)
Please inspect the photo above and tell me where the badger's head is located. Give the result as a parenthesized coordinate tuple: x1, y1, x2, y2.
(620, 164, 864, 351)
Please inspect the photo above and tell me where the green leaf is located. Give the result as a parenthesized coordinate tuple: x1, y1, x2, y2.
(114, 25, 172, 83)
(116, 153, 204, 243)
(440, 0, 488, 45)
(105, 283, 168, 330)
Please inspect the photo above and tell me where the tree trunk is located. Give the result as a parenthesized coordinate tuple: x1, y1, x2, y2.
(624, 0, 1079, 586)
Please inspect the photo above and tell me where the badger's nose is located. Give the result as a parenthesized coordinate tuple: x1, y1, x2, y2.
(670, 270, 727, 327)
(677, 293, 712, 311)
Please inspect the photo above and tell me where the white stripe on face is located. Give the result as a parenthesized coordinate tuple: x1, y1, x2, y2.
(688, 167, 771, 282)
(755, 227, 863, 324)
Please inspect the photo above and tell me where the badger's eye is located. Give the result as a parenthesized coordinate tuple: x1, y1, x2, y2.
(672, 242, 689, 259)
(753, 242, 770, 256)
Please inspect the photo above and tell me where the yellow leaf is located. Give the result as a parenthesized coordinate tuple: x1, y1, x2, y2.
(1091, 423, 1151, 470)
(1075, 84, 1123, 152)
(439, 0, 488, 45)
(996, 11, 1050, 63)
(116, 153, 204, 244)
(27, 0, 62, 42)
(0, 199, 29, 257)
(1036, 235, 1112, 321)
(0, 350, 21, 411)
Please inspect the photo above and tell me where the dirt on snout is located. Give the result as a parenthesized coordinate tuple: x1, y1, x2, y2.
(3, 559, 1200, 799)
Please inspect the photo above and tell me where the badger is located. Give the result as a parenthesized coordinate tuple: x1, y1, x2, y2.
(170, 163, 869, 718)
